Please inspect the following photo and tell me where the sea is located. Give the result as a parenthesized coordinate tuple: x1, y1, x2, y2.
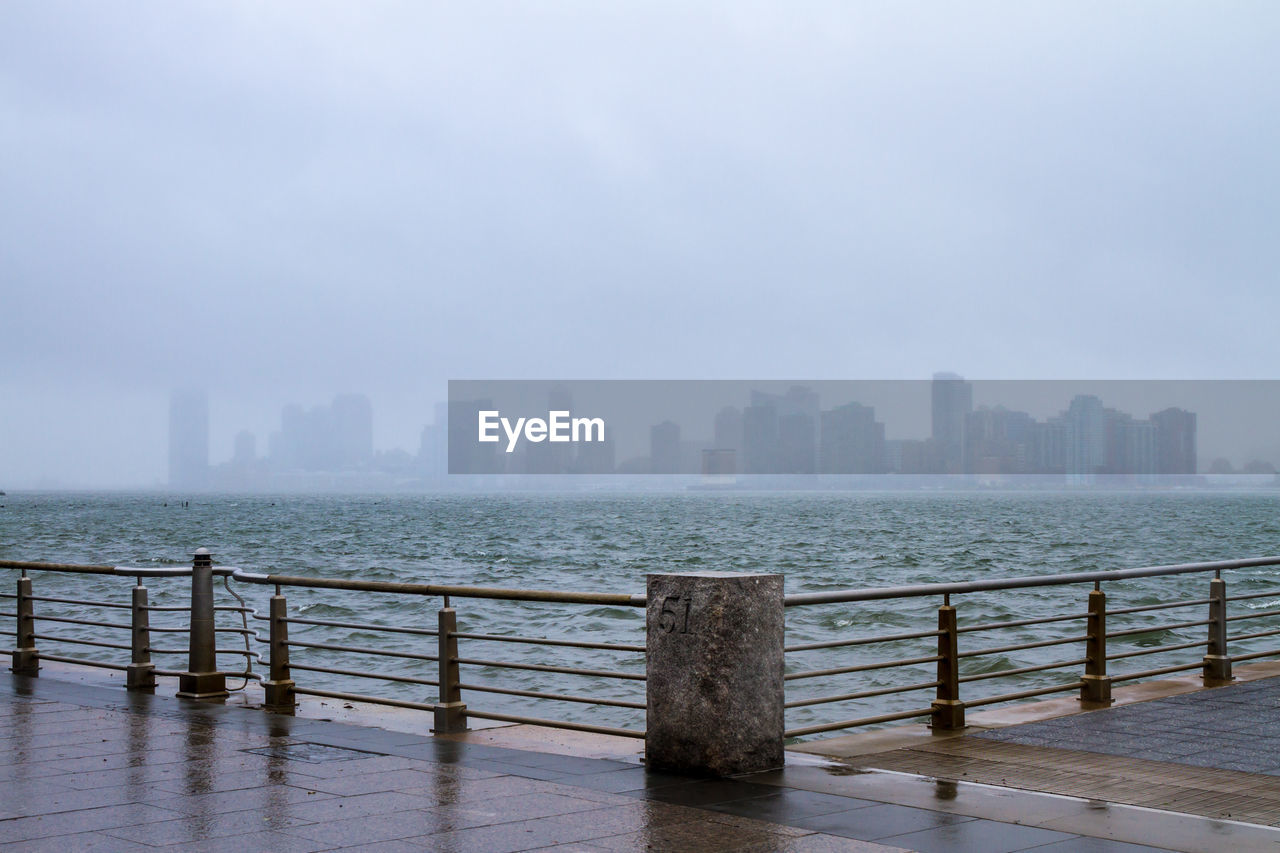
(4, 490, 1280, 736)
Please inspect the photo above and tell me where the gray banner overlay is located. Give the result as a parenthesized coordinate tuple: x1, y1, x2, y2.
(447, 379, 1280, 483)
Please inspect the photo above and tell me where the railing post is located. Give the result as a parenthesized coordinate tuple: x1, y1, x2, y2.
(1204, 573, 1232, 684)
(931, 595, 965, 731)
(126, 580, 156, 691)
(177, 547, 228, 699)
(433, 597, 467, 733)
(263, 586, 296, 711)
(11, 572, 38, 675)
(1081, 583, 1111, 705)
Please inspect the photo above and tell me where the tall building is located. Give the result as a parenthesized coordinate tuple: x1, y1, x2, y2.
(168, 389, 209, 489)
(966, 406, 1033, 475)
(269, 394, 374, 473)
(1062, 395, 1108, 483)
(1152, 408, 1197, 475)
(1026, 420, 1066, 475)
(650, 421, 681, 474)
(931, 373, 972, 474)
(742, 405, 779, 474)
(748, 387, 819, 475)
(713, 406, 744, 466)
(819, 402, 885, 474)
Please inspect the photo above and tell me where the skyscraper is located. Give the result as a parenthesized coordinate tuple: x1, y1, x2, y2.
(650, 421, 681, 474)
(819, 402, 885, 474)
(168, 389, 209, 489)
(1152, 408, 1197, 475)
(1062, 395, 1107, 483)
(931, 373, 972, 474)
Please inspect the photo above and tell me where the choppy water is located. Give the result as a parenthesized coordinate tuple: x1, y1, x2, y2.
(3, 491, 1280, 736)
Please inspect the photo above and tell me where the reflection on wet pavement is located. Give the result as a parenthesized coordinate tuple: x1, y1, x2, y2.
(0, 673, 1201, 851)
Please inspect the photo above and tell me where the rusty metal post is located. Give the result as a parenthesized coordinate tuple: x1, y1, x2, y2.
(1081, 583, 1111, 705)
(126, 580, 156, 691)
(11, 572, 38, 675)
(433, 598, 467, 733)
(262, 586, 296, 711)
(930, 595, 965, 731)
(1204, 573, 1232, 684)
(177, 547, 227, 699)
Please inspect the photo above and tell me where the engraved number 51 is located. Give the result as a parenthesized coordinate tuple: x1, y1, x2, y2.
(659, 595, 692, 634)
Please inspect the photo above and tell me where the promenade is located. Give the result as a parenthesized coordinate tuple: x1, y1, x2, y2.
(5, 668, 1280, 852)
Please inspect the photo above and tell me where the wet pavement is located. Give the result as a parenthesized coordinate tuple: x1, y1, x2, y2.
(975, 676, 1280, 775)
(0, 673, 1192, 852)
(792, 673, 1280, 853)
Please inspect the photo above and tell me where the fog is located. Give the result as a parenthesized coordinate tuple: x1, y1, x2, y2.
(3, 3, 1279, 486)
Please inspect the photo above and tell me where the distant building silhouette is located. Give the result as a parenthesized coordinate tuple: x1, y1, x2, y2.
(1152, 408, 1197, 475)
(269, 394, 374, 473)
(1062, 394, 1108, 483)
(748, 387, 818, 474)
(168, 389, 210, 489)
(819, 402, 885, 474)
(713, 406, 744, 466)
(742, 405, 779, 474)
(650, 421, 681, 474)
(931, 373, 972, 474)
(966, 406, 1034, 475)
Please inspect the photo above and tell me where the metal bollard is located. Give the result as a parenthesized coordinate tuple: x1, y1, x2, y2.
(433, 598, 467, 733)
(11, 573, 39, 675)
(1080, 583, 1112, 705)
(262, 587, 296, 711)
(126, 580, 156, 691)
(177, 547, 228, 699)
(930, 595, 965, 730)
(1203, 574, 1232, 684)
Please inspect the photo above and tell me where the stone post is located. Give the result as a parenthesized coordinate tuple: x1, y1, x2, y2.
(177, 547, 228, 699)
(126, 581, 156, 691)
(930, 597, 965, 730)
(645, 572, 784, 777)
(262, 588, 296, 711)
(1204, 575, 1232, 684)
(11, 573, 38, 675)
(1081, 585, 1112, 705)
(433, 601, 468, 733)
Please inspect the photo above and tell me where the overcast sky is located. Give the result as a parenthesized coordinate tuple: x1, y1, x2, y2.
(3, 2, 1278, 486)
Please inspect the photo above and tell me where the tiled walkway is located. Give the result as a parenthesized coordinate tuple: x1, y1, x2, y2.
(1, 674, 1177, 852)
(976, 676, 1280, 775)
(858, 677, 1280, 830)
(805, 676, 1280, 852)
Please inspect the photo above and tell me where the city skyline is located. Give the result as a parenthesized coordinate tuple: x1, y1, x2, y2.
(151, 378, 1280, 491)
(455, 377, 1209, 481)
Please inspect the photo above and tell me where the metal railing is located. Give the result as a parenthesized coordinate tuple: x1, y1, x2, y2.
(2, 553, 260, 694)
(780, 556, 1280, 738)
(1, 553, 648, 738)
(6, 553, 1280, 743)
